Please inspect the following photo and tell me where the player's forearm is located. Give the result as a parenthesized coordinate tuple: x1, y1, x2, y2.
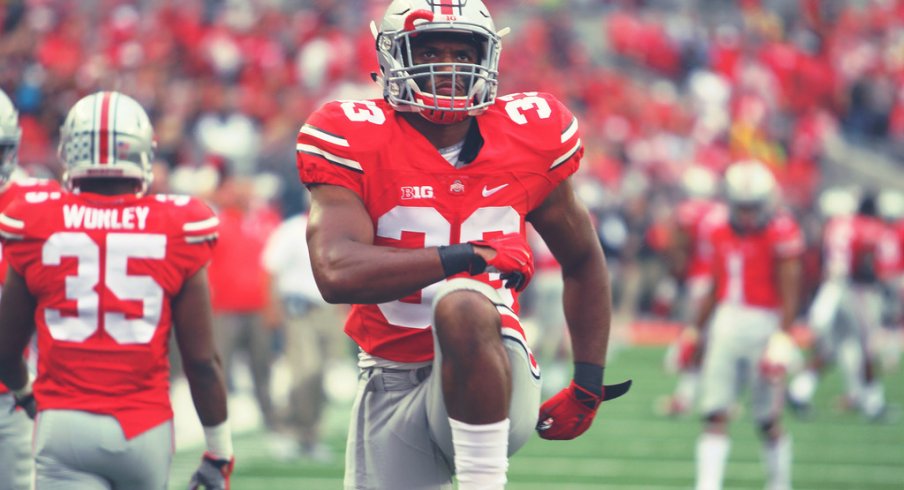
(777, 259, 802, 331)
(693, 285, 717, 333)
(0, 358, 28, 393)
(183, 359, 229, 426)
(561, 249, 611, 365)
(312, 240, 448, 304)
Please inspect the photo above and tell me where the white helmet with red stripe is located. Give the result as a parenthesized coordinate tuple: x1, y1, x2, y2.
(723, 159, 778, 232)
(373, 0, 506, 124)
(59, 91, 155, 193)
(0, 88, 21, 186)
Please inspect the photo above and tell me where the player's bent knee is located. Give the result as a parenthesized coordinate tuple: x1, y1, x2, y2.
(433, 278, 503, 310)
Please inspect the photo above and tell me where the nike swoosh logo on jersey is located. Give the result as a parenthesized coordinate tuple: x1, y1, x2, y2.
(482, 184, 509, 197)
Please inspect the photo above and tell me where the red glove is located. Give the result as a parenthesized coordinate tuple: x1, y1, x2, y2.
(536, 379, 632, 440)
(536, 381, 602, 440)
(469, 233, 534, 291)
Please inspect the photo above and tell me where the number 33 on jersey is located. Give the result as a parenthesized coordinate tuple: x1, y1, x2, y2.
(0, 191, 218, 439)
(296, 92, 583, 363)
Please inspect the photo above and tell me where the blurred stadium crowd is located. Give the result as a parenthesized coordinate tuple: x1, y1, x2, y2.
(2, 0, 904, 362)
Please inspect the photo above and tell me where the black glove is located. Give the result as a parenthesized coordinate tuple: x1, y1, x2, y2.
(188, 452, 234, 490)
(11, 386, 36, 420)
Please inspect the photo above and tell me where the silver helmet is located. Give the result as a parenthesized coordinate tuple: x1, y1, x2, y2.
(0, 88, 21, 186)
(373, 0, 505, 124)
(59, 91, 155, 193)
(723, 159, 778, 232)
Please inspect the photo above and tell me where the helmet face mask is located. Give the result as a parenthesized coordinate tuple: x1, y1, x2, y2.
(0, 89, 21, 186)
(375, 0, 502, 124)
(59, 91, 155, 194)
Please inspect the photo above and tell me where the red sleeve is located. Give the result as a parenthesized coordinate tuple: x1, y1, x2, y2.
(295, 101, 366, 197)
(0, 198, 41, 276)
(546, 93, 583, 181)
(157, 195, 219, 279)
(770, 214, 805, 258)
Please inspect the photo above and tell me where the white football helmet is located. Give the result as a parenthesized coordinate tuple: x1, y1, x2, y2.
(0, 88, 21, 186)
(59, 91, 155, 193)
(817, 186, 859, 219)
(373, 0, 505, 124)
(680, 164, 717, 199)
(877, 189, 904, 222)
(723, 159, 777, 232)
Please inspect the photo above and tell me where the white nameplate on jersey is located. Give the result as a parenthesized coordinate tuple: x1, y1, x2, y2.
(482, 183, 509, 197)
(63, 205, 150, 230)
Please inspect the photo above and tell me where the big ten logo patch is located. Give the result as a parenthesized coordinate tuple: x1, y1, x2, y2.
(401, 186, 434, 200)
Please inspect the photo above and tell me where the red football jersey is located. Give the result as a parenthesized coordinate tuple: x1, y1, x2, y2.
(676, 198, 724, 279)
(823, 215, 893, 281)
(0, 178, 61, 395)
(296, 93, 583, 362)
(708, 212, 804, 308)
(0, 191, 218, 439)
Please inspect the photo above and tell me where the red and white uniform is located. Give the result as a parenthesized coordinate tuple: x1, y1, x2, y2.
(296, 93, 581, 363)
(699, 212, 804, 420)
(809, 214, 891, 356)
(0, 191, 217, 439)
(707, 213, 804, 308)
(676, 198, 723, 280)
(821, 215, 891, 282)
(0, 178, 60, 396)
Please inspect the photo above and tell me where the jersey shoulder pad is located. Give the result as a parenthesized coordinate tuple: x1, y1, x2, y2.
(9, 177, 62, 193)
(297, 99, 393, 169)
(490, 92, 582, 171)
(0, 191, 67, 241)
(769, 212, 804, 255)
(149, 194, 219, 243)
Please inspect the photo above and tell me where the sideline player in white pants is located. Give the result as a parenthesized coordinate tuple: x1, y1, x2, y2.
(0, 86, 61, 490)
(691, 161, 804, 490)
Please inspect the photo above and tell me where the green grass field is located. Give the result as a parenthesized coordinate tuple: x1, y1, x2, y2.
(169, 346, 903, 489)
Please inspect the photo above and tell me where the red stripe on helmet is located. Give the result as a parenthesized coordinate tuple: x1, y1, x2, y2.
(439, 0, 453, 15)
(98, 92, 112, 164)
(405, 10, 434, 31)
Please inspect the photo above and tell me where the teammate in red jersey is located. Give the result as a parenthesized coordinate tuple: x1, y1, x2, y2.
(789, 190, 894, 420)
(659, 165, 724, 417)
(296, 1, 629, 488)
(691, 160, 804, 490)
(0, 87, 61, 490)
(0, 91, 233, 490)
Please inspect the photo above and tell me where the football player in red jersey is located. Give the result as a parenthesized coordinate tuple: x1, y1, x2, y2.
(691, 161, 804, 490)
(0, 91, 234, 490)
(296, 1, 629, 488)
(659, 165, 724, 417)
(789, 190, 893, 420)
(0, 87, 61, 490)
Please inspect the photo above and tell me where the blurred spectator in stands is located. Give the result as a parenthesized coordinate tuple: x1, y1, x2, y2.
(261, 195, 350, 462)
(205, 156, 282, 430)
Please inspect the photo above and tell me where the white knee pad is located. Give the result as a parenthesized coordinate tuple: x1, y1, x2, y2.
(432, 278, 503, 311)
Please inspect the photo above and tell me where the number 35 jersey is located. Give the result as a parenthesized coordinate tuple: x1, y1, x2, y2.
(296, 93, 583, 363)
(0, 191, 218, 439)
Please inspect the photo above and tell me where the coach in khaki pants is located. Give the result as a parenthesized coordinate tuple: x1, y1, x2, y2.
(263, 211, 350, 461)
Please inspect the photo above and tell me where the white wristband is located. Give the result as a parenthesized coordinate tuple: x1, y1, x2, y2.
(203, 421, 234, 460)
